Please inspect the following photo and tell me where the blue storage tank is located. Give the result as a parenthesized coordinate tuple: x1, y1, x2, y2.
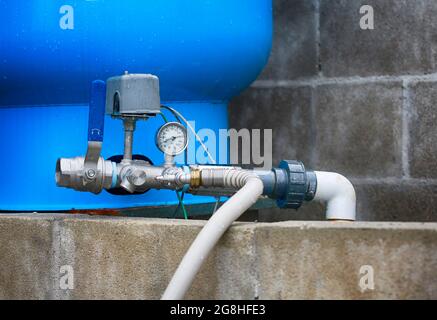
(0, 0, 272, 211)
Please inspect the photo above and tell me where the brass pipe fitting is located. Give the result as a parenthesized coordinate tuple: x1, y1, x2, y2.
(190, 168, 201, 188)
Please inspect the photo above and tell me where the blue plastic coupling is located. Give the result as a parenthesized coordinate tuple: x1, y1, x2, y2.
(274, 160, 317, 210)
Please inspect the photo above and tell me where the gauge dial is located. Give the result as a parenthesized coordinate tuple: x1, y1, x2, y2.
(155, 122, 188, 156)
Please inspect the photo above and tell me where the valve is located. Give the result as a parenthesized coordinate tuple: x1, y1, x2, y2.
(55, 80, 114, 194)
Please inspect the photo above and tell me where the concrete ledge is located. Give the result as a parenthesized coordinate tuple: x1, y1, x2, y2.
(0, 214, 436, 299)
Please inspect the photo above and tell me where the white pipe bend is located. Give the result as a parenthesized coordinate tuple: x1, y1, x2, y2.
(314, 171, 356, 221)
(162, 172, 263, 300)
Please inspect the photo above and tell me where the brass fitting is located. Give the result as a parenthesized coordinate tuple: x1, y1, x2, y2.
(190, 168, 201, 188)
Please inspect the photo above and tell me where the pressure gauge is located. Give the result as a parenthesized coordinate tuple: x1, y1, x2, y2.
(155, 122, 188, 156)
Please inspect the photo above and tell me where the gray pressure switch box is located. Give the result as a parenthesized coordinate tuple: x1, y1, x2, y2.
(106, 73, 161, 116)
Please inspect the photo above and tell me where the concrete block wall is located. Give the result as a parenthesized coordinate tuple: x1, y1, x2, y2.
(230, 0, 437, 222)
(1, 214, 436, 299)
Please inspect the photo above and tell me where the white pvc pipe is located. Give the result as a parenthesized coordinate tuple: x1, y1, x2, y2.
(162, 175, 263, 300)
(314, 171, 356, 221)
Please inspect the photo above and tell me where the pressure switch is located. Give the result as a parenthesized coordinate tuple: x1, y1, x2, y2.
(106, 73, 161, 117)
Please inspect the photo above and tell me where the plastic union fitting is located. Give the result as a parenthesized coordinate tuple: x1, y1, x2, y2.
(274, 160, 317, 209)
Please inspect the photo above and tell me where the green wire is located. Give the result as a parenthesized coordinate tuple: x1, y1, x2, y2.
(159, 112, 169, 123)
(176, 191, 188, 220)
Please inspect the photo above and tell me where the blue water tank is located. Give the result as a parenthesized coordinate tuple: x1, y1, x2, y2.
(0, 0, 272, 211)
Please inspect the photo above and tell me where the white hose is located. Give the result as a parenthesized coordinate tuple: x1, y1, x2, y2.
(314, 171, 356, 221)
(162, 172, 263, 300)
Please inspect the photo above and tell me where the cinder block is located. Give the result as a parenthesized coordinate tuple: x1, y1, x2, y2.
(313, 81, 403, 178)
(229, 86, 314, 168)
(255, 221, 437, 299)
(356, 182, 437, 222)
(409, 81, 437, 178)
(0, 214, 54, 299)
(259, 0, 318, 80)
(258, 181, 437, 223)
(57, 216, 256, 300)
(320, 0, 437, 77)
(258, 202, 325, 223)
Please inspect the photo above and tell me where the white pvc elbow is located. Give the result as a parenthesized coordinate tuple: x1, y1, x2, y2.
(314, 171, 356, 221)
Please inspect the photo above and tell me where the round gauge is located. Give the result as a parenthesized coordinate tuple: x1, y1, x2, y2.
(155, 122, 188, 156)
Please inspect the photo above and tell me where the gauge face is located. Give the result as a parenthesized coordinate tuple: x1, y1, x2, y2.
(155, 122, 188, 156)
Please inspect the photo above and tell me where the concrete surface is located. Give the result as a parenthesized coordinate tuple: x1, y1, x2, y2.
(313, 82, 403, 178)
(320, 0, 437, 77)
(409, 81, 437, 178)
(0, 213, 436, 299)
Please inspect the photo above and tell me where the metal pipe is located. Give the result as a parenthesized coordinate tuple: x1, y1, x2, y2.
(122, 119, 136, 161)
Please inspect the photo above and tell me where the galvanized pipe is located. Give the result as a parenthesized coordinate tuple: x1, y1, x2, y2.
(122, 119, 136, 161)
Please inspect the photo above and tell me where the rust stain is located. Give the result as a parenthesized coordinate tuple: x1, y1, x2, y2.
(67, 209, 121, 216)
